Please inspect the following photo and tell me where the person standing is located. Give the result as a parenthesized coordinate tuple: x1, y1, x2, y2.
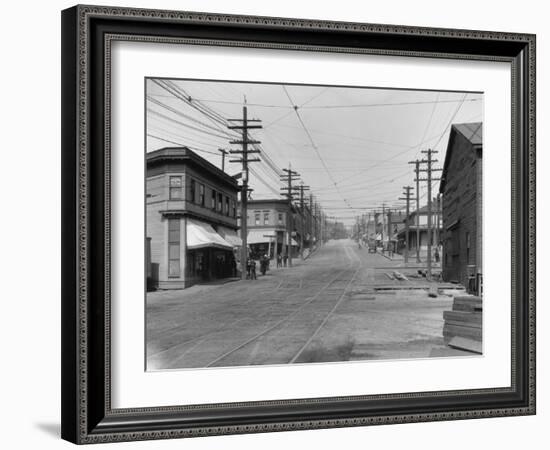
(230, 256, 237, 277)
(277, 254, 282, 268)
(283, 254, 288, 267)
(246, 258, 251, 280)
(260, 255, 267, 276)
(250, 258, 257, 280)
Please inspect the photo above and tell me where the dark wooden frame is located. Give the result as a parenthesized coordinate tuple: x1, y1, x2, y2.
(61, 4, 536, 444)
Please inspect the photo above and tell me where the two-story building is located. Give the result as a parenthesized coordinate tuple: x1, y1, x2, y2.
(241, 199, 301, 260)
(439, 122, 483, 293)
(146, 147, 241, 289)
(396, 201, 442, 258)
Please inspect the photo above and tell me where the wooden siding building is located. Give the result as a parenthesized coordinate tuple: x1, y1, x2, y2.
(439, 123, 483, 292)
(146, 147, 240, 290)
(239, 199, 306, 260)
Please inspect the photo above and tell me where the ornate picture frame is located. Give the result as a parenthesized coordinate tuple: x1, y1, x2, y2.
(61, 5, 535, 444)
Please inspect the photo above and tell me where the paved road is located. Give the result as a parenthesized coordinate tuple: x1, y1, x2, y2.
(146, 239, 458, 371)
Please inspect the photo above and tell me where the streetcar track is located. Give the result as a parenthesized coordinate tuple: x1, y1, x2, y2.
(148, 268, 344, 365)
(204, 268, 354, 368)
(203, 245, 357, 368)
(289, 243, 363, 364)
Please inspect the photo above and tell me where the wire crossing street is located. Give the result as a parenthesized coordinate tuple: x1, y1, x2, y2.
(146, 239, 456, 370)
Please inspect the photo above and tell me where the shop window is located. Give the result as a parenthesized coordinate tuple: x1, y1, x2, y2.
(169, 176, 182, 200)
(168, 219, 180, 277)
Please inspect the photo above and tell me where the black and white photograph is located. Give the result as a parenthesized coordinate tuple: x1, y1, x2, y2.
(145, 78, 484, 371)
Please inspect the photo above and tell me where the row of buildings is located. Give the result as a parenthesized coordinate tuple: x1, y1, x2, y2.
(354, 205, 442, 257)
(146, 147, 324, 290)
(351, 122, 482, 294)
(146, 121, 483, 294)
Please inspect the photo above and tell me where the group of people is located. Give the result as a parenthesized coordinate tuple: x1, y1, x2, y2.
(245, 254, 271, 280)
(275, 253, 289, 268)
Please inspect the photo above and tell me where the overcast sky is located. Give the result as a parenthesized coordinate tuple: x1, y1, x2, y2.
(146, 78, 483, 225)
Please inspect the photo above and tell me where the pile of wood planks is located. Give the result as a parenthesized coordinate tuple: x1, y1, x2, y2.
(443, 296, 482, 354)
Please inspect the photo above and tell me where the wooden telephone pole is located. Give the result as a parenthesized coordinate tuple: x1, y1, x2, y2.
(227, 106, 262, 279)
(409, 159, 421, 262)
(280, 165, 300, 267)
(417, 149, 442, 280)
(218, 148, 228, 172)
(294, 182, 310, 259)
(399, 186, 414, 264)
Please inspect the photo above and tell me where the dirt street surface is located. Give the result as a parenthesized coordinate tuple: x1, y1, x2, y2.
(146, 239, 464, 370)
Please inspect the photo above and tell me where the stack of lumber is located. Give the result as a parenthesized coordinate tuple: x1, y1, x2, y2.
(443, 296, 482, 354)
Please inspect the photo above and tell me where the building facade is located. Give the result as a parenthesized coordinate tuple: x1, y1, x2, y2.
(240, 199, 306, 260)
(146, 147, 240, 289)
(439, 123, 482, 292)
(396, 202, 442, 258)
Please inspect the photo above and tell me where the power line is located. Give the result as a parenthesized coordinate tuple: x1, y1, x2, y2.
(147, 109, 231, 140)
(299, 97, 481, 109)
(147, 134, 220, 156)
(282, 85, 353, 212)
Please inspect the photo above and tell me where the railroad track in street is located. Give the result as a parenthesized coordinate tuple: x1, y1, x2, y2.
(204, 267, 357, 368)
(288, 244, 363, 364)
(204, 244, 362, 368)
(148, 265, 348, 369)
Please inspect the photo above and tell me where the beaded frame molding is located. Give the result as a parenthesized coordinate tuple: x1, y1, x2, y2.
(61, 4, 536, 444)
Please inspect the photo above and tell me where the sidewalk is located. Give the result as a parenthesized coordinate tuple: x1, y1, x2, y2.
(376, 249, 403, 262)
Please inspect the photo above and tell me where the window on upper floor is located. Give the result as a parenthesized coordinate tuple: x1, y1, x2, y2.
(199, 183, 205, 206)
(189, 179, 196, 203)
(278, 212, 284, 225)
(264, 211, 269, 225)
(225, 197, 230, 216)
(169, 176, 183, 200)
(217, 193, 223, 213)
(211, 189, 216, 210)
(254, 212, 260, 226)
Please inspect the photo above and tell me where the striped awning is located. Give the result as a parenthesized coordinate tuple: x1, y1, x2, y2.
(186, 219, 233, 250)
(217, 226, 242, 247)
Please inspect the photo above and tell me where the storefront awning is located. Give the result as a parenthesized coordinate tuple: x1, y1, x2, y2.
(217, 226, 242, 247)
(187, 219, 233, 250)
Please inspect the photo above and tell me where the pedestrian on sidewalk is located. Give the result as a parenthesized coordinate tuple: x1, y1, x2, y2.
(250, 259, 257, 280)
(230, 256, 237, 277)
(246, 258, 252, 279)
(277, 254, 282, 268)
(283, 254, 288, 267)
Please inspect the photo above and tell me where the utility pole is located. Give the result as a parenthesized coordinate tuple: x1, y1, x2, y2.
(399, 186, 414, 264)
(435, 193, 441, 249)
(218, 148, 228, 172)
(280, 165, 300, 267)
(293, 182, 310, 259)
(309, 194, 314, 252)
(227, 106, 262, 279)
(381, 203, 386, 251)
(409, 159, 421, 262)
(418, 149, 442, 280)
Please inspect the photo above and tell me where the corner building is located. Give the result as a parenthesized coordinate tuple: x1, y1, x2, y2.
(146, 147, 240, 289)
